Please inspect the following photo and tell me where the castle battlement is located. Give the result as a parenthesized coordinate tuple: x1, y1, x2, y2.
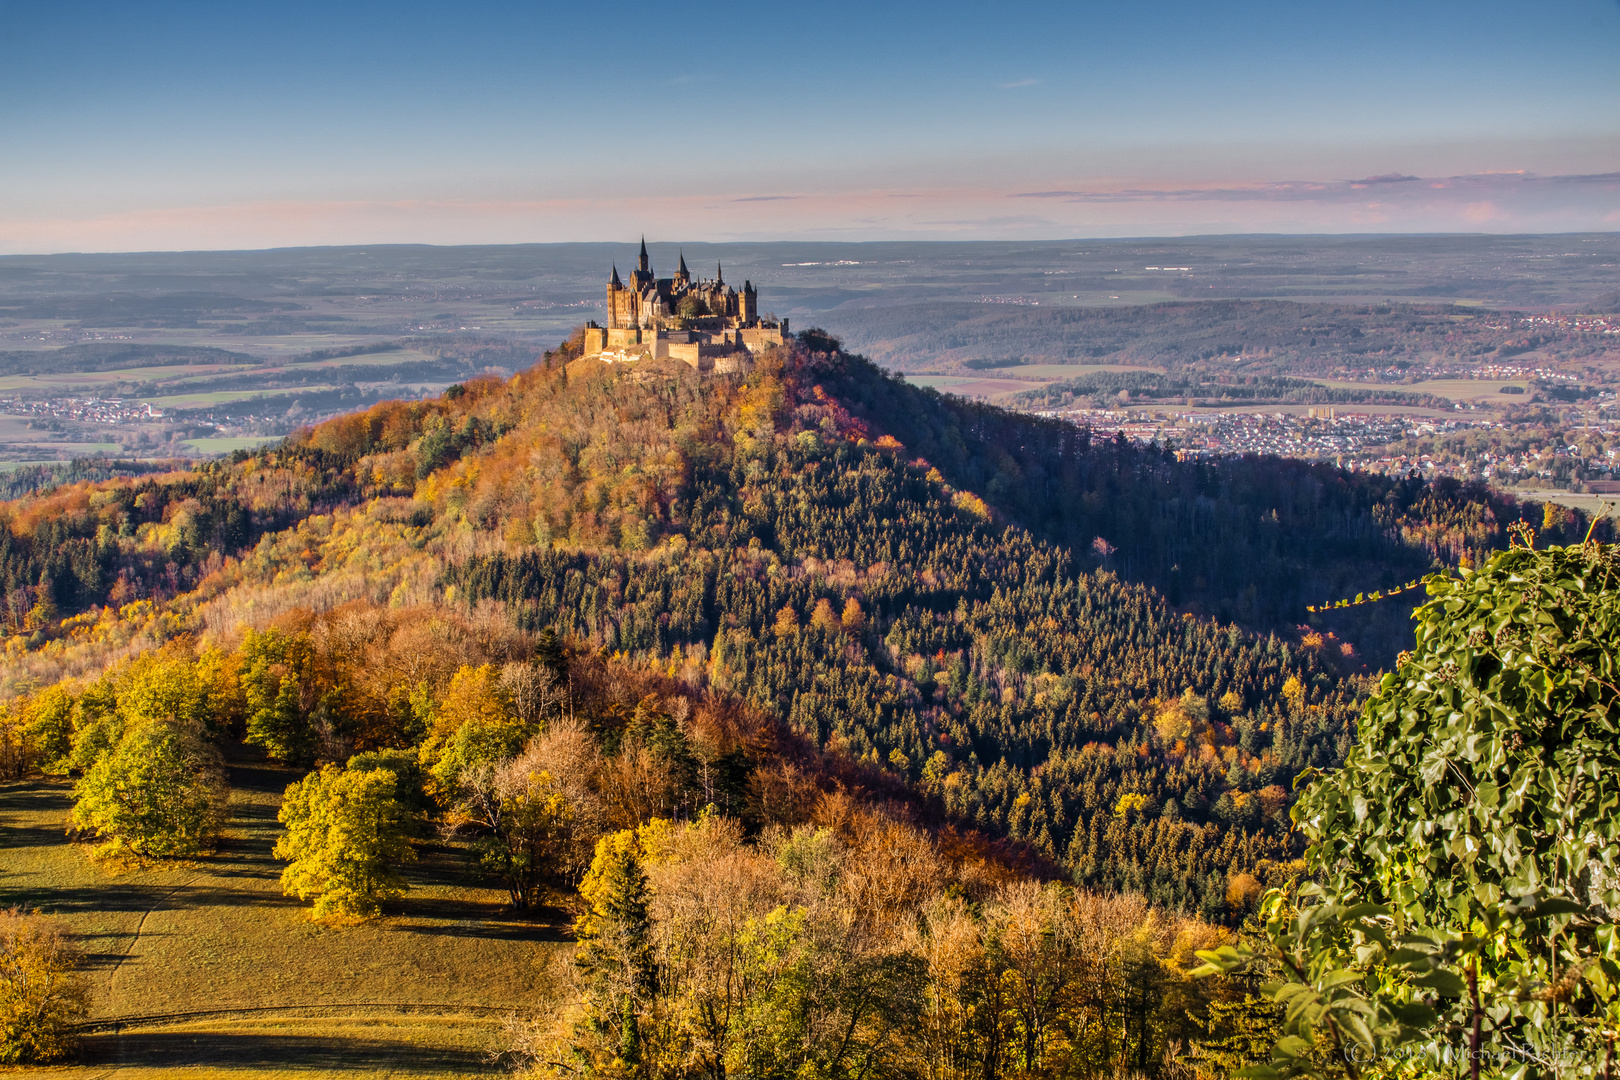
(581, 239, 788, 371)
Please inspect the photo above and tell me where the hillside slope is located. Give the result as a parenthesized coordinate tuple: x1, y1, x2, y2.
(0, 331, 1572, 919)
(791, 331, 1601, 661)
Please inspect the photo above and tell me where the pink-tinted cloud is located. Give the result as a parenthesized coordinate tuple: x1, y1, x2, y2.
(1010, 170, 1620, 205)
(1, 169, 1616, 253)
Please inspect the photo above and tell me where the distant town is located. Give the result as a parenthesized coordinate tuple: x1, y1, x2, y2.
(1039, 405, 1620, 491)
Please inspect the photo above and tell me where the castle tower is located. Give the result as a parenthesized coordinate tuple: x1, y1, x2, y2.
(740, 280, 757, 323)
(638, 236, 650, 275)
(674, 251, 690, 289)
(607, 263, 625, 329)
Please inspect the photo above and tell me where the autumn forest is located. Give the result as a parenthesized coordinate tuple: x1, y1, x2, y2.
(0, 329, 1608, 1077)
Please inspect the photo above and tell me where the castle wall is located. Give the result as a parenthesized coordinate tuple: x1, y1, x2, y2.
(668, 342, 710, 371)
(739, 326, 784, 352)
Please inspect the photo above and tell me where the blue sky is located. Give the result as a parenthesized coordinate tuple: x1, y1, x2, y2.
(2, 0, 1617, 251)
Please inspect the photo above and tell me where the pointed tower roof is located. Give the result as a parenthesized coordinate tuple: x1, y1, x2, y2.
(677, 251, 689, 276)
(610, 263, 622, 287)
(716, 261, 723, 284)
(640, 235, 648, 259)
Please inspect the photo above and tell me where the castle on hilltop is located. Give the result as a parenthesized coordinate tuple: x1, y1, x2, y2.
(582, 239, 788, 371)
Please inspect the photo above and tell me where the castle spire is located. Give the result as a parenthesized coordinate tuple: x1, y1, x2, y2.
(610, 263, 622, 287)
(638, 236, 650, 274)
(678, 251, 689, 276)
(716, 261, 723, 285)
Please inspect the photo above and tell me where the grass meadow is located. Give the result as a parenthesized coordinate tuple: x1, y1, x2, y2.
(0, 745, 571, 1077)
(900, 374, 1057, 398)
(1316, 377, 1530, 400)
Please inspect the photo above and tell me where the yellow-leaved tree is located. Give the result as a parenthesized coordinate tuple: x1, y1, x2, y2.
(276, 764, 415, 920)
(0, 908, 89, 1064)
(418, 664, 527, 802)
(71, 717, 227, 861)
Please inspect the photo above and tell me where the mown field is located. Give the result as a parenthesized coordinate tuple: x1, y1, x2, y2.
(1315, 377, 1531, 400)
(0, 745, 570, 1077)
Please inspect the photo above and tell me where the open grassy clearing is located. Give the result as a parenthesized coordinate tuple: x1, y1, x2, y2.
(901, 374, 1057, 398)
(0, 745, 570, 1075)
(975, 362, 1163, 378)
(181, 436, 278, 454)
(146, 386, 340, 409)
(36, 1013, 510, 1079)
(276, 348, 442, 370)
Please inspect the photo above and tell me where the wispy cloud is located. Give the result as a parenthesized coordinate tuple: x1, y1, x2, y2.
(998, 78, 1039, 89)
(1011, 170, 1620, 204)
(5, 170, 1617, 253)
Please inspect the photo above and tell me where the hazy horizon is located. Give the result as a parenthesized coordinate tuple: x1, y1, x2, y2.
(4, 0, 1617, 253)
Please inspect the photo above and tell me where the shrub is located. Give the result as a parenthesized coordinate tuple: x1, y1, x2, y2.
(0, 908, 88, 1064)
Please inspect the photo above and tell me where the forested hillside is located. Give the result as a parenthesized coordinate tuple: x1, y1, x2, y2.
(794, 333, 1603, 664)
(1, 329, 1576, 926)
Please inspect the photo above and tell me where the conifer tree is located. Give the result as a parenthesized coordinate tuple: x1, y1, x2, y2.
(574, 832, 655, 1072)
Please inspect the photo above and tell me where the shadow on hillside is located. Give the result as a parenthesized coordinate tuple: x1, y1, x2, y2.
(0, 882, 175, 915)
(0, 880, 297, 914)
(78, 1027, 496, 1072)
(385, 889, 572, 941)
(401, 919, 569, 943)
(0, 782, 73, 849)
(226, 755, 298, 795)
(393, 912, 570, 943)
(404, 843, 480, 889)
(0, 819, 72, 851)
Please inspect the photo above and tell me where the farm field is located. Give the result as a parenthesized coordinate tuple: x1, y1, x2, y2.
(0, 745, 569, 1076)
(901, 374, 1058, 398)
(180, 436, 279, 455)
(974, 362, 1163, 378)
(146, 386, 340, 409)
(1315, 377, 1531, 400)
(0, 364, 259, 394)
(285, 348, 442, 370)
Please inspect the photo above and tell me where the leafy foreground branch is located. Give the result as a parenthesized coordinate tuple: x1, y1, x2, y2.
(1196, 539, 1620, 1079)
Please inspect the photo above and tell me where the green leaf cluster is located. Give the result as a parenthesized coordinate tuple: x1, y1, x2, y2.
(1197, 540, 1620, 1078)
